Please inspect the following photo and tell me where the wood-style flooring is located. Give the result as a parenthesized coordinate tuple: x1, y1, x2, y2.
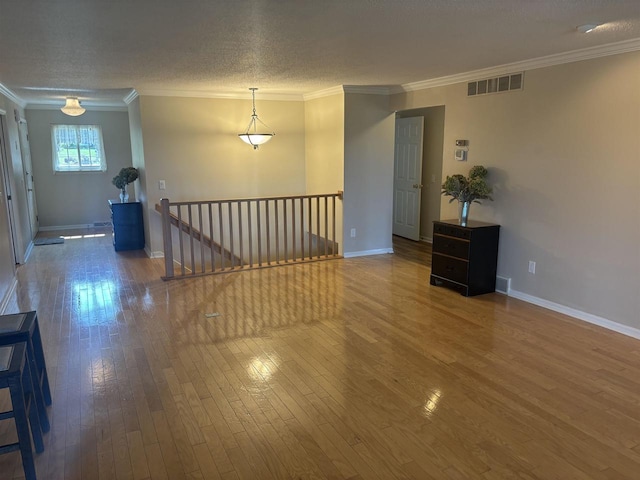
(1, 230, 639, 479)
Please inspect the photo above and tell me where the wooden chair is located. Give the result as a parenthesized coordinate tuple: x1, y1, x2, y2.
(0, 312, 51, 434)
(0, 342, 44, 480)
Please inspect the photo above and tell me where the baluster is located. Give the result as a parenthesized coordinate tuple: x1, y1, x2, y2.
(248, 200, 253, 267)
(300, 197, 304, 260)
(275, 200, 280, 264)
(283, 199, 288, 262)
(324, 196, 328, 257)
(177, 206, 185, 275)
(218, 203, 225, 270)
(209, 202, 215, 272)
(238, 200, 244, 267)
(198, 203, 205, 273)
(257, 200, 262, 266)
(308, 197, 312, 260)
(316, 196, 320, 258)
(228, 202, 234, 268)
(266, 200, 271, 265)
(332, 195, 336, 256)
(160, 198, 174, 278)
(188, 205, 195, 274)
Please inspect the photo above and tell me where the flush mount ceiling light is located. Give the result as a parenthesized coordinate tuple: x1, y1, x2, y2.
(238, 88, 274, 149)
(576, 24, 600, 33)
(61, 97, 86, 116)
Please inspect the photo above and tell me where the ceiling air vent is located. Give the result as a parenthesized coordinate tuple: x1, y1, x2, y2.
(468, 72, 524, 97)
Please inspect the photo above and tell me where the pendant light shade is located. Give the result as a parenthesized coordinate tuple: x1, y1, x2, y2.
(238, 88, 274, 149)
(61, 97, 86, 116)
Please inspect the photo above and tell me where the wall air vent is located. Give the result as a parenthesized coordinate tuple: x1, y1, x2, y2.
(467, 72, 524, 97)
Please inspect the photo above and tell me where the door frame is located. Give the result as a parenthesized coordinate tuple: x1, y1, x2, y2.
(0, 113, 18, 265)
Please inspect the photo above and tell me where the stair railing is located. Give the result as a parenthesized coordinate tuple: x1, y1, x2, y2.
(158, 192, 343, 279)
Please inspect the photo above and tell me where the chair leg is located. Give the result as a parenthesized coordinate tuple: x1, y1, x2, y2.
(9, 378, 38, 480)
(22, 360, 44, 454)
(32, 320, 52, 406)
(25, 340, 50, 433)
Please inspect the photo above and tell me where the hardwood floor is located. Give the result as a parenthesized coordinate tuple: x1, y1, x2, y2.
(1, 230, 639, 479)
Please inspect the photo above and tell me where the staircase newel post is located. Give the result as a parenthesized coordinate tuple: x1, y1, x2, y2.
(161, 198, 174, 279)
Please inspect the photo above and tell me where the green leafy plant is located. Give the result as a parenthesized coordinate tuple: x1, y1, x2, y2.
(441, 165, 493, 203)
(112, 167, 139, 195)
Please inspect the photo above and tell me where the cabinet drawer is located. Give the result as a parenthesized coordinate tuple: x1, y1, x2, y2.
(433, 222, 471, 240)
(432, 254, 469, 285)
(433, 235, 469, 260)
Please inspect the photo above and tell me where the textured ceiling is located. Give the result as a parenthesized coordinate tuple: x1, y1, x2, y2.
(1, 0, 639, 106)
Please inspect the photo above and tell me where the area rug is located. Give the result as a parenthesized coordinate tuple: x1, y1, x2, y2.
(34, 237, 64, 246)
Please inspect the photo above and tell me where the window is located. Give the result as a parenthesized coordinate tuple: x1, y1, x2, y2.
(51, 124, 107, 172)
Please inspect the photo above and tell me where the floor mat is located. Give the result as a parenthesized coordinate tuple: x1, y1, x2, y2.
(34, 237, 64, 246)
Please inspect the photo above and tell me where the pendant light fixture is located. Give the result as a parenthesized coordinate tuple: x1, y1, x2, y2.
(61, 97, 86, 116)
(238, 88, 274, 149)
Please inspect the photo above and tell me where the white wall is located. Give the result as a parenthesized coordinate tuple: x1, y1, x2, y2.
(390, 51, 640, 330)
(137, 95, 307, 254)
(25, 109, 133, 228)
(304, 93, 345, 252)
(343, 93, 396, 255)
(127, 97, 150, 250)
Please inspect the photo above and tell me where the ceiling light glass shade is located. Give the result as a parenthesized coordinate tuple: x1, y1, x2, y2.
(61, 97, 86, 116)
(239, 88, 274, 150)
(238, 133, 274, 147)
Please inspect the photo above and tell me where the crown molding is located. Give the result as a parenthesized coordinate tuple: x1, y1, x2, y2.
(343, 85, 390, 95)
(123, 89, 139, 104)
(393, 37, 640, 93)
(137, 88, 303, 101)
(303, 86, 345, 101)
(0, 83, 27, 108)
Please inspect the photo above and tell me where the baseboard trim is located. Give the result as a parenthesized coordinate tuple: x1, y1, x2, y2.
(508, 289, 640, 340)
(39, 224, 96, 231)
(344, 248, 394, 258)
(145, 246, 164, 259)
(0, 277, 18, 314)
(419, 236, 433, 243)
(23, 241, 34, 263)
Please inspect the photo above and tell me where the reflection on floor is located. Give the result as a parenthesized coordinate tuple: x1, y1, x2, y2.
(1, 228, 639, 479)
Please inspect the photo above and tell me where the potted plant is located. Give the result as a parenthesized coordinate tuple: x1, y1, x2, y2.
(112, 167, 139, 202)
(441, 165, 493, 225)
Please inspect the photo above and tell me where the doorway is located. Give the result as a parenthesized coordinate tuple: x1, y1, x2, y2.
(18, 118, 38, 239)
(0, 114, 18, 267)
(393, 106, 445, 243)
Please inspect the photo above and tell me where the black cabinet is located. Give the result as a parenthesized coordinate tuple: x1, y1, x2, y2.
(430, 220, 500, 296)
(108, 200, 145, 252)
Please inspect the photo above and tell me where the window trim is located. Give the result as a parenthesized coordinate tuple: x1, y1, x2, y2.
(51, 124, 107, 173)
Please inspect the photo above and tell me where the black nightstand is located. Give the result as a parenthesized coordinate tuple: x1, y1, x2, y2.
(430, 219, 500, 296)
(108, 200, 145, 252)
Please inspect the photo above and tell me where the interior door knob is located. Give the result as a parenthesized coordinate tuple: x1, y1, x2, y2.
(413, 183, 424, 189)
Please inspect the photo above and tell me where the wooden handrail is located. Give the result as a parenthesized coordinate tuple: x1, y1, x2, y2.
(165, 191, 343, 207)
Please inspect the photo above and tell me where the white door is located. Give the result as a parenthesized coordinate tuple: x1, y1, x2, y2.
(0, 115, 18, 264)
(18, 120, 38, 239)
(392, 116, 424, 241)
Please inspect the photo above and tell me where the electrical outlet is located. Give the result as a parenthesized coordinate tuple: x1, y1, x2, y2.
(158, 180, 166, 190)
(350, 228, 356, 238)
(528, 261, 536, 274)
